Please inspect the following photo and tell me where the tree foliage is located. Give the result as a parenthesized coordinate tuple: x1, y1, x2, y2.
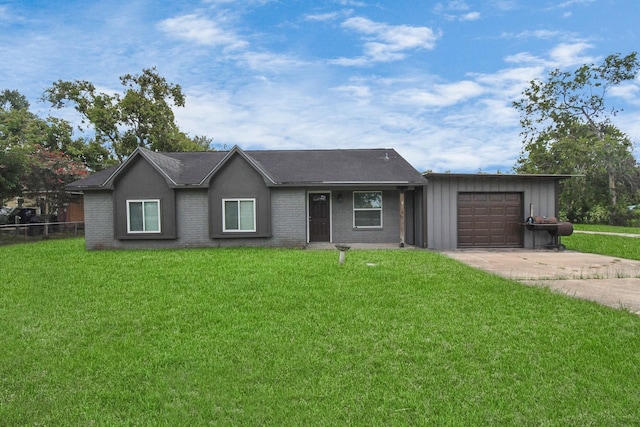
(23, 145, 89, 220)
(514, 52, 640, 224)
(0, 90, 93, 205)
(43, 67, 210, 161)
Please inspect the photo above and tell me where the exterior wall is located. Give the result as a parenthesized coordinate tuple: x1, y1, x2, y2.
(331, 189, 401, 244)
(426, 176, 557, 250)
(83, 187, 308, 250)
(84, 191, 115, 249)
(271, 188, 307, 247)
(82, 185, 417, 249)
(113, 156, 177, 240)
(208, 154, 272, 238)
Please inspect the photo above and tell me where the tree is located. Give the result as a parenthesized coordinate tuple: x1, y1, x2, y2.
(514, 52, 640, 223)
(43, 67, 210, 161)
(0, 91, 42, 203)
(23, 145, 89, 233)
(0, 89, 102, 205)
(0, 89, 30, 111)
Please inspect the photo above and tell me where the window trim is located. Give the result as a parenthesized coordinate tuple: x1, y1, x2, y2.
(126, 199, 161, 234)
(222, 198, 257, 232)
(353, 191, 383, 228)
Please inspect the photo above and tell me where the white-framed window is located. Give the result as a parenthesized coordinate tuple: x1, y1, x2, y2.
(127, 199, 161, 233)
(353, 191, 383, 228)
(223, 198, 256, 232)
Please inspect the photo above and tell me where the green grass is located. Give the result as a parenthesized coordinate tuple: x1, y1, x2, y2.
(565, 225, 640, 260)
(564, 233, 640, 260)
(1, 239, 639, 425)
(573, 223, 640, 234)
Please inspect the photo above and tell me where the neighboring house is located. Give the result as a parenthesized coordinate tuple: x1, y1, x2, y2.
(423, 173, 573, 250)
(67, 146, 427, 250)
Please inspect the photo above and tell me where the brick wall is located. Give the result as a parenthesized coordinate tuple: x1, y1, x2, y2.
(84, 192, 115, 249)
(83, 188, 308, 250)
(271, 188, 307, 247)
(83, 187, 403, 250)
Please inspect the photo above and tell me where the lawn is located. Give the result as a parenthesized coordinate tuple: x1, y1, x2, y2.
(565, 225, 640, 260)
(573, 223, 640, 235)
(1, 239, 639, 425)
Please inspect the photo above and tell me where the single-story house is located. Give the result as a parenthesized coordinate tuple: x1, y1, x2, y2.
(68, 147, 573, 251)
(67, 146, 427, 250)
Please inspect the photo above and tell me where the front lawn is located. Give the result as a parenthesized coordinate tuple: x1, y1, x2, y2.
(564, 232, 640, 260)
(573, 223, 640, 234)
(1, 239, 639, 425)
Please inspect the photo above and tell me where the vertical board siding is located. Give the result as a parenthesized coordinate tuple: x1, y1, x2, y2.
(426, 176, 558, 250)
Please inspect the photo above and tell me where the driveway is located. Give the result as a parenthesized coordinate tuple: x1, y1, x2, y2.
(440, 249, 640, 314)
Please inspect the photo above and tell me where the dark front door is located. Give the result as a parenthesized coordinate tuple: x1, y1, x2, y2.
(309, 193, 330, 242)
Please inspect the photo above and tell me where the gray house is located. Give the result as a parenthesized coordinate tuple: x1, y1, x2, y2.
(68, 146, 427, 250)
(69, 147, 573, 251)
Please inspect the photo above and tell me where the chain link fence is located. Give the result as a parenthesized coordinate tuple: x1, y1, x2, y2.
(0, 221, 84, 245)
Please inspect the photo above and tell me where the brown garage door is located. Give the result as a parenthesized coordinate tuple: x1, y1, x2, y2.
(458, 192, 523, 248)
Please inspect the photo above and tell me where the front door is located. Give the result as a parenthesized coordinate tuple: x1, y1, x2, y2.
(309, 193, 330, 242)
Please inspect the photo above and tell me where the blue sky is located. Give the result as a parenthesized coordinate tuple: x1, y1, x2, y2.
(1, 0, 639, 172)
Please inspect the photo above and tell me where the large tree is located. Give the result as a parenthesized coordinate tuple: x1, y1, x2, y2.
(43, 67, 210, 161)
(0, 91, 43, 203)
(0, 90, 96, 205)
(513, 52, 640, 223)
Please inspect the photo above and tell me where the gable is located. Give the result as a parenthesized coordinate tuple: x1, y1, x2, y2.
(208, 152, 271, 238)
(114, 155, 169, 191)
(113, 155, 177, 240)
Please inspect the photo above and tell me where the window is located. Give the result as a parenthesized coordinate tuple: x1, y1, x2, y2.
(127, 200, 160, 233)
(353, 191, 382, 228)
(223, 199, 256, 232)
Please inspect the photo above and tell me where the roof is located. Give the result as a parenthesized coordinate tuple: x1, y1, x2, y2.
(67, 146, 427, 190)
(424, 172, 579, 180)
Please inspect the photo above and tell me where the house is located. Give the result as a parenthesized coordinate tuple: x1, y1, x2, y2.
(67, 146, 428, 250)
(68, 146, 574, 251)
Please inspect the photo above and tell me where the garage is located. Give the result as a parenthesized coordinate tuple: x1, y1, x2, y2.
(424, 173, 572, 250)
(457, 192, 523, 248)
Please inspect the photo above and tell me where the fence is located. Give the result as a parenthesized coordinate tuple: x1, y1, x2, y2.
(0, 221, 85, 245)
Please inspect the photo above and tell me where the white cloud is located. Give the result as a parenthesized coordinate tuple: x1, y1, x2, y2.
(335, 0, 367, 6)
(550, 0, 596, 9)
(460, 12, 480, 21)
(434, 1, 481, 21)
(610, 83, 640, 105)
(331, 84, 372, 99)
(436, 1, 471, 12)
(549, 42, 595, 67)
(392, 81, 485, 108)
(504, 52, 547, 65)
(157, 14, 247, 50)
(237, 51, 310, 72)
(504, 29, 564, 40)
(490, 0, 518, 11)
(304, 12, 343, 22)
(336, 16, 439, 65)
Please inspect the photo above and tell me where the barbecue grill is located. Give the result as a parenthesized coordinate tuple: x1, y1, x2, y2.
(524, 215, 574, 251)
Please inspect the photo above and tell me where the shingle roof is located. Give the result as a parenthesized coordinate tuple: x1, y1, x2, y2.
(67, 146, 426, 190)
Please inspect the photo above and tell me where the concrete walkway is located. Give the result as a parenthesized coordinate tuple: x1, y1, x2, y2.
(441, 249, 640, 314)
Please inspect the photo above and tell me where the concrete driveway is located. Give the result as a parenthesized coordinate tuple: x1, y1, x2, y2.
(440, 249, 640, 314)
